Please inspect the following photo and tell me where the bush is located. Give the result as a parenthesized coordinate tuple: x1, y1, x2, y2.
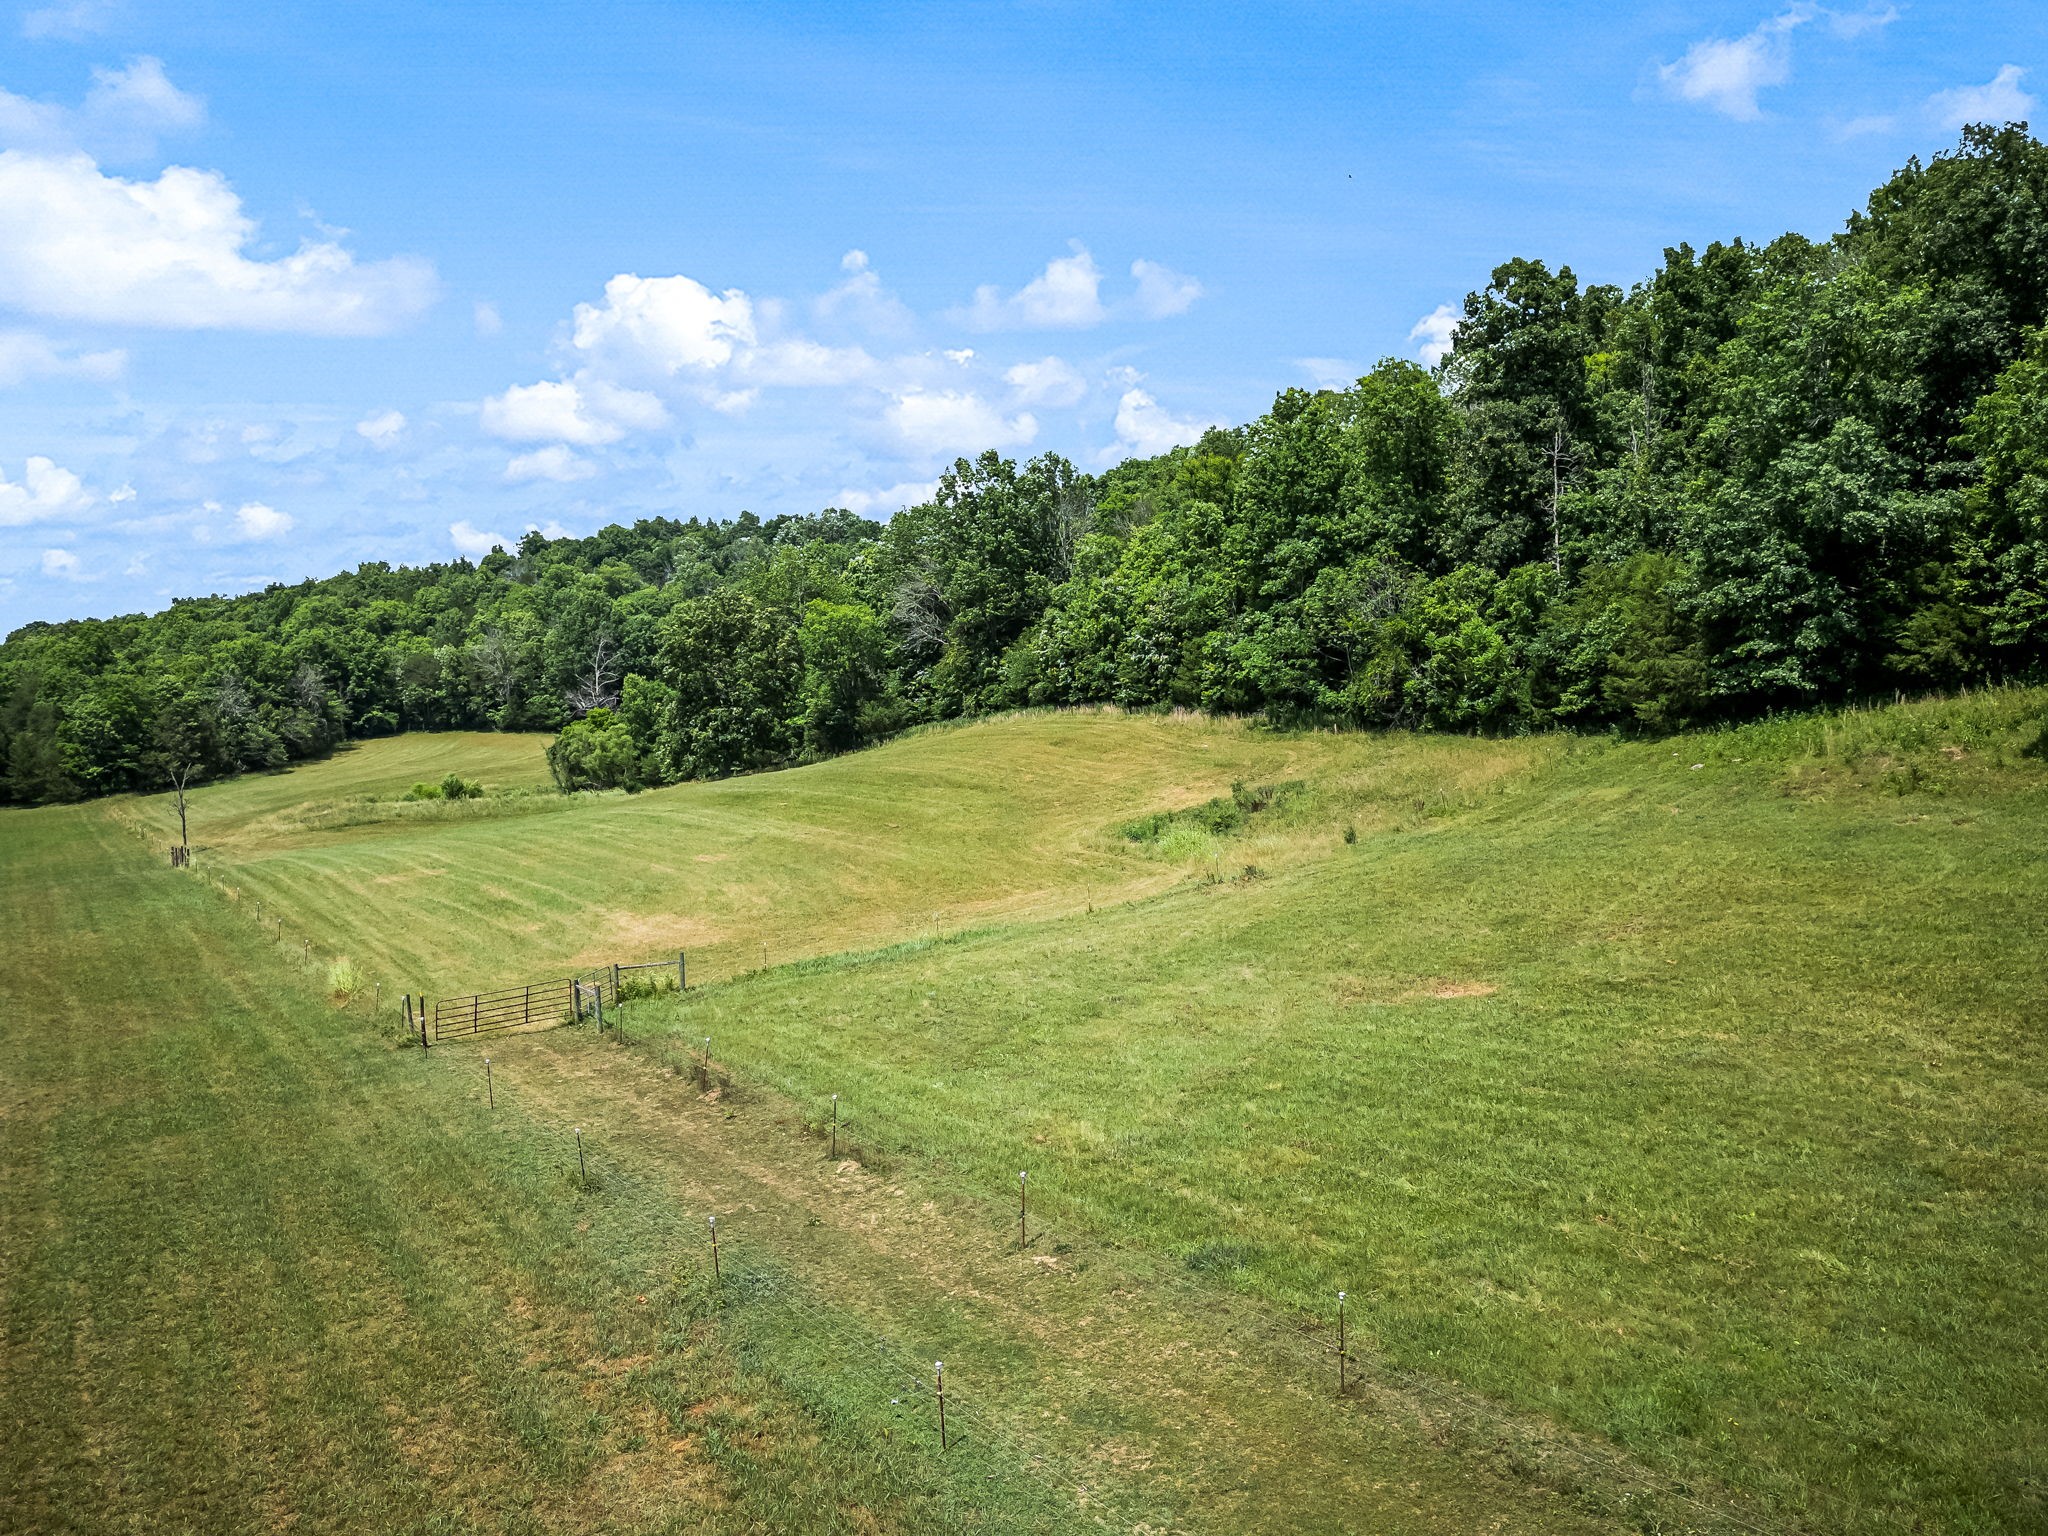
(547, 708, 643, 792)
(403, 774, 483, 801)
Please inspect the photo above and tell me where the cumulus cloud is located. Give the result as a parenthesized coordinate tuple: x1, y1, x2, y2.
(0, 150, 438, 333)
(1111, 389, 1216, 459)
(0, 57, 204, 161)
(1004, 355, 1086, 408)
(355, 409, 406, 448)
(1658, 11, 1804, 119)
(571, 272, 756, 376)
(886, 390, 1037, 454)
(505, 445, 595, 483)
(961, 243, 1107, 330)
(40, 546, 81, 576)
(1929, 66, 2035, 129)
(1656, 6, 1896, 120)
(834, 478, 938, 516)
(0, 454, 93, 525)
(450, 519, 514, 558)
(0, 328, 123, 386)
(1130, 259, 1204, 319)
(814, 249, 915, 335)
(480, 378, 666, 445)
(232, 501, 292, 540)
(1409, 304, 1460, 367)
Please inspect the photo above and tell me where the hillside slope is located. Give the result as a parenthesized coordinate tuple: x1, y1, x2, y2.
(71, 693, 2048, 1532)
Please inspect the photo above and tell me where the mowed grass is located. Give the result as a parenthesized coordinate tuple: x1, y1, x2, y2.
(592, 692, 2043, 1536)
(0, 804, 1112, 1535)
(76, 691, 2048, 1533)
(127, 708, 1548, 996)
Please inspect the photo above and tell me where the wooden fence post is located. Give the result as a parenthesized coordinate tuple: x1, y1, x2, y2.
(678, 950, 686, 991)
(420, 998, 430, 1051)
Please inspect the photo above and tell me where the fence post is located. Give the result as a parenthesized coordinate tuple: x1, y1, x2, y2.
(1019, 1170, 1028, 1249)
(935, 1362, 947, 1450)
(708, 1215, 720, 1283)
(1337, 1291, 1348, 1396)
(612, 962, 620, 999)
(420, 998, 430, 1051)
(572, 979, 583, 1024)
(678, 950, 686, 991)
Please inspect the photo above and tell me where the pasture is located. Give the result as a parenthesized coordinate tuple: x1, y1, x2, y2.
(6, 694, 2045, 1533)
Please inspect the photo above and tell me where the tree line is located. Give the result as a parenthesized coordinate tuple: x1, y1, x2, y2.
(5, 125, 2045, 806)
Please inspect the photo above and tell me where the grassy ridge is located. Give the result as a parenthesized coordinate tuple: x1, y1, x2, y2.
(127, 708, 1548, 997)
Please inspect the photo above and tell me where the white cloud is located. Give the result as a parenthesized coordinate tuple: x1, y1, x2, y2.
(741, 338, 876, 387)
(480, 378, 667, 445)
(0, 328, 123, 386)
(1004, 355, 1086, 408)
(814, 249, 915, 334)
(1929, 66, 2035, 130)
(1409, 304, 1460, 367)
(1130, 258, 1203, 319)
(1835, 113, 1897, 139)
(961, 243, 1107, 330)
(1111, 388, 1216, 459)
(0, 150, 438, 333)
(943, 347, 975, 365)
(0, 455, 93, 525)
(21, 1, 117, 40)
(473, 299, 503, 337)
(505, 445, 595, 483)
(355, 408, 406, 448)
(231, 501, 292, 540)
(1298, 356, 1361, 389)
(834, 478, 937, 516)
(571, 271, 756, 376)
(0, 57, 205, 161)
(886, 390, 1037, 454)
(1658, 11, 1805, 120)
(40, 546, 81, 576)
(450, 519, 513, 558)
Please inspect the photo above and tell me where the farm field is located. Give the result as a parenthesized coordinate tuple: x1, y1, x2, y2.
(6, 693, 2046, 1534)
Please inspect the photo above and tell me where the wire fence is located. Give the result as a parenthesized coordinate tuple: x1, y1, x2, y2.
(201, 867, 1784, 1536)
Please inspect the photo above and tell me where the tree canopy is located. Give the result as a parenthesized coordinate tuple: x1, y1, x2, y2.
(7, 125, 2047, 806)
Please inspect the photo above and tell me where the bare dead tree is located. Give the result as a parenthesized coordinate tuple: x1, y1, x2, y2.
(212, 669, 256, 724)
(1545, 424, 1578, 577)
(891, 574, 951, 664)
(289, 661, 327, 712)
(564, 632, 622, 716)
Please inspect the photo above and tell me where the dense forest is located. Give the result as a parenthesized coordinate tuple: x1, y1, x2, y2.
(5, 125, 2046, 806)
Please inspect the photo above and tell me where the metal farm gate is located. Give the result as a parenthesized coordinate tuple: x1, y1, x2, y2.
(427, 971, 612, 1043)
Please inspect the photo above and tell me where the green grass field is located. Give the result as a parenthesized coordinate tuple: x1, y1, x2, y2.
(7, 695, 2045, 1533)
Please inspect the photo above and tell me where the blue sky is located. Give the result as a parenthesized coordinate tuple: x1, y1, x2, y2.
(1, 1, 2041, 629)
